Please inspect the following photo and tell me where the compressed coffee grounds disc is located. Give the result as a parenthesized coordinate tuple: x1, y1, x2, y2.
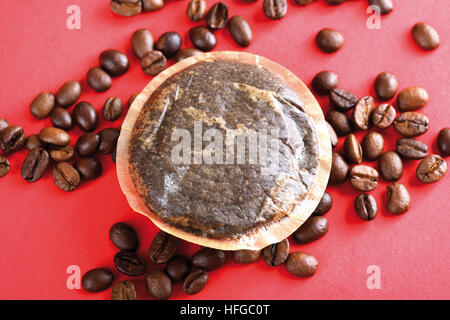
(117, 51, 331, 250)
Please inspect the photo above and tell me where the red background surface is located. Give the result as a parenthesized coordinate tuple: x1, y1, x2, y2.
(0, 0, 449, 300)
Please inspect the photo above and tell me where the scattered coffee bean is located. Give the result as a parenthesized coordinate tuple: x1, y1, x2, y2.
(25, 135, 46, 151)
(53, 162, 80, 192)
(262, 238, 289, 266)
(174, 48, 203, 62)
(411, 23, 440, 51)
(142, 0, 164, 11)
(189, 27, 217, 52)
(312, 71, 339, 95)
(295, 0, 316, 5)
(99, 49, 130, 77)
(263, 0, 287, 20)
(72, 102, 99, 132)
(21, 148, 49, 183)
(0, 156, 10, 178)
(325, 0, 347, 5)
(329, 88, 357, 111)
(141, 51, 167, 76)
(0, 118, 8, 133)
(146, 270, 172, 300)
(285, 252, 318, 278)
(155, 32, 182, 58)
(109, 223, 139, 251)
(193, 248, 227, 271)
(165, 255, 191, 282)
(325, 110, 352, 136)
(49, 145, 75, 162)
(315, 28, 344, 53)
(182, 268, 209, 295)
(56, 80, 82, 108)
(416, 154, 447, 183)
(349, 165, 378, 192)
(114, 250, 147, 276)
(206, 2, 229, 29)
(354, 193, 377, 221)
(325, 121, 338, 149)
(368, 0, 393, 15)
(374, 72, 398, 100)
(372, 103, 396, 129)
(102, 97, 123, 121)
(187, 0, 207, 22)
(353, 96, 375, 130)
(228, 16, 252, 47)
(437, 128, 450, 157)
(396, 138, 428, 160)
(39, 127, 70, 146)
(131, 29, 154, 59)
(111, 280, 137, 300)
(293, 216, 328, 244)
(329, 152, 349, 184)
(98, 128, 120, 155)
(110, 0, 142, 17)
(82, 268, 114, 293)
(75, 157, 102, 180)
(394, 112, 429, 137)
(50, 107, 73, 131)
(148, 231, 179, 264)
(0, 125, 26, 154)
(361, 131, 384, 161)
(76, 133, 100, 157)
(378, 151, 403, 181)
(312, 191, 332, 216)
(30, 92, 55, 119)
(386, 182, 410, 214)
(343, 134, 362, 164)
(87, 67, 112, 93)
(397, 86, 429, 112)
(232, 250, 261, 264)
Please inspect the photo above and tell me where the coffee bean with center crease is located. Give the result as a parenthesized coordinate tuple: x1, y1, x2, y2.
(312, 71, 339, 95)
(145, 270, 172, 300)
(87, 67, 112, 93)
(192, 248, 227, 271)
(73, 102, 99, 132)
(228, 16, 252, 47)
(263, 0, 287, 20)
(131, 29, 154, 59)
(82, 268, 114, 293)
(285, 252, 318, 278)
(315, 28, 344, 53)
(232, 250, 261, 264)
(189, 27, 217, 52)
(343, 134, 362, 164)
(0, 156, 10, 178)
(354, 193, 377, 221)
(111, 280, 137, 300)
(329, 152, 349, 184)
(262, 238, 289, 266)
(386, 182, 410, 214)
(437, 128, 450, 157)
(109, 0, 142, 17)
(142, 0, 164, 12)
(349, 165, 378, 192)
(378, 151, 403, 181)
(141, 51, 167, 76)
(114, 250, 147, 276)
(182, 268, 209, 295)
(30, 92, 55, 119)
(39, 127, 70, 146)
(21, 148, 49, 183)
(396, 138, 428, 160)
(372, 103, 396, 129)
(53, 162, 80, 192)
(76, 133, 100, 156)
(416, 154, 447, 183)
(103, 97, 123, 121)
(329, 88, 357, 111)
(155, 32, 182, 58)
(326, 110, 352, 136)
(361, 131, 384, 161)
(165, 255, 191, 281)
(25, 135, 46, 151)
(368, 0, 393, 15)
(56, 80, 82, 108)
(374, 72, 398, 100)
(206, 2, 229, 29)
(187, 0, 207, 22)
(0, 118, 8, 133)
(394, 112, 429, 137)
(412, 23, 440, 51)
(312, 191, 332, 216)
(98, 128, 120, 155)
(110, 222, 139, 251)
(49, 145, 75, 162)
(50, 107, 73, 131)
(353, 96, 375, 130)
(397, 87, 429, 112)
(99, 49, 130, 77)
(149, 231, 179, 264)
(174, 48, 203, 63)
(0, 125, 26, 154)
(293, 216, 328, 243)
(75, 157, 102, 180)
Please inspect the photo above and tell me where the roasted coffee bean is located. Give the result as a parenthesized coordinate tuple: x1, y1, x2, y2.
(189, 27, 217, 52)
(312, 71, 339, 95)
(165, 255, 191, 282)
(329, 88, 357, 111)
(87, 67, 112, 93)
(372, 103, 396, 129)
(206, 2, 229, 28)
(315, 28, 344, 53)
(110, 0, 142, 17)
(182, 268, 209, 295)
(397, 87, 429, 112)
(146, 270, 172, 300)
(21, 148, 49, 183)
(111, 280, 137, 300)
(295, 0, 317, 5)
(228, 16, 252, 47)
(174, 48, 203, 62)
(354, 193, 377, 221)
(141, 51, 167, 76)
(293, 216, 328, 243)
(25, 135, 46, 151)
(386, 182, 410, 214)
(76, 133, 100, 157)
(325, 110, 352, 136)
(75, 157, 102, 180)
(98, 128, 120, 155)
(102, 97, 123, 121)
(53, 162, 80, 192)
(131, 29, 154, 59)
(192, 248, 227, 271)
(50, 107, 72, 131)
(368, 0, 393, 15)
(39, 127, 70, 146)
(325, 0, 347, 5)
(82, 268, 114, 293)
(263, 0, 287, 20)
(349, 165, 378, 192)
(155, 32, 182, 58)
(30, 92, 55, 119)
(56, 80, 82, 108)
(285, 252, 318, 278)
(187, 0, 207, 21)
(0, 118, 8, 133)
(72, 102, 99, 132)
(110, 223, 139, 251)
(378, 151, 403, 181)
(0, 125, 26, 154)
(416, 154, 447, 183)
(343, 134, 362, 164)
(262, 238, 289, 266)
(396, 138, 428, 160)
(99, 49, 130, 77)
(352, 96, 375, 130)
(412, 23, 440, 51)
(361, 131, 384, 161)
(394, 112, 429, 137)
(149, 231, 179, 264)
(313, 191, 332, 216)
(374, 72, 398, 100)
(114, 250, 147, 276)
(49, 145, 75, 162)
(0, 156, 10, 178)
(329, 152, 349, 184)
(142, 0, 164, 11)
(437, 128, 450, 157)
(325, 121, 338, 149)
(232, 250, 261, 264)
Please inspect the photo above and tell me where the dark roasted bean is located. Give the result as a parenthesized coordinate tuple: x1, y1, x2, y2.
(30, 92, 55, 119)
(329, 88, 357, 111)
(0, 156, 10, 178)
(148, 231, 179, 264)
(76, 133, 100, 157)
(354, 193, 377, 221)
(285, 252, 318, 277)
(312, 71, 339, 95)
(141, 51, 167, 76)
(187, 0, 207, 22)
(131, 29, 154, 59)
(0, 125, 26, 154)
(111, 280, 137, 300)
(329, 152, 349, 184)
(394, 112, 429, 137)
(353, 96, 375, 130)
(192, 248, 227, 271)
(368, 0, 393, 15)
(98, 128, 120, 155)
(326, 110, 352, 136)
(99, 49, 130, 77)
(50, 107, 73, 131)
(87, 67, 112, 93)
(155, 32, 182, 58)
(182, 268, 209, 295)
(189, 27, 217, 52)
(228, 16, 252, 47)
(372, 103, 396, 129)
(386, 182, 410, 214)
(82, 268, 114, 293)
(396, 138, 428, 160)
(374, 72, 398, 100)
(416, 154, 447, 183)
(349, 165, 378, 192)
(53, 162, 80, 192)
(56, 80, 82, 108)
(206, 2, 229, 28)
(315, 28, 344, 53)
(174, 48, 203, 62)
(232, 250, 261, 264)
(293, 216, 328, 243)
(397, 86, 429, 112)
(74, 157, 102, 180)
(142, 0, 164, 12)
(114, 250, 147, 276)
(110, 0, 142, 17)
(102, 97, 123, 121)
(263, 0, 287, 20)
(25, 135, 46, 151)
(312, 191, 332, 216)
(262, 238, 289, 266)
(378, 151, 403, 181)
(412, 22, 440, 51)
(21, 148, 49, 183)
(72, 102, 99, 132)
(343, 134, 362, 164)
(39, 127, 70, 146)
(109, 223, 139, 251)
(361, 131, 384, 161)
(437, 128, 450, 157)
(145, 270, 172, 300)
(49, 145, 75, 162)
(165, 255, 191, 282)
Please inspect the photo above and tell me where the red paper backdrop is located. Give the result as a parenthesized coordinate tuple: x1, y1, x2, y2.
(0, 0, 449, 300)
